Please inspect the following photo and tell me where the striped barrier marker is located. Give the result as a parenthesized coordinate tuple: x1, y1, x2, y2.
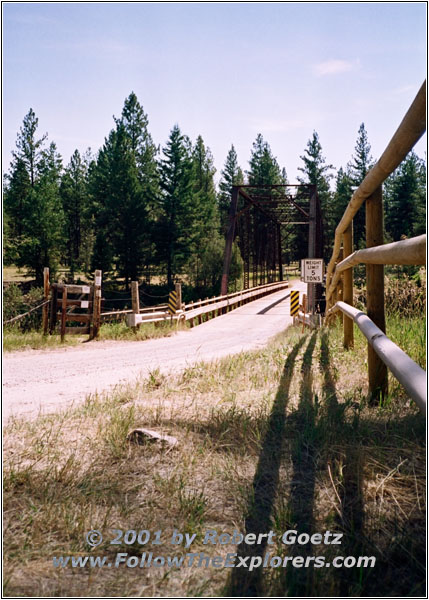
(168, 290, 178, 315)
(290, 290, 300, 316)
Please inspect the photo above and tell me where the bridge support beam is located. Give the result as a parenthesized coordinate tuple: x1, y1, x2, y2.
(221, 186, 239, 295)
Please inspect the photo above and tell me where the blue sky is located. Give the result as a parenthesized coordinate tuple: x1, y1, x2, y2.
(3, 2, 427, 184)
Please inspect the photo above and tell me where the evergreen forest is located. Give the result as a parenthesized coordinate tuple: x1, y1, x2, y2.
(4, 93, 426, 295)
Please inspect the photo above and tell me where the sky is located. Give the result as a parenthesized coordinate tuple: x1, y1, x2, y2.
(3, 2, 427, 185)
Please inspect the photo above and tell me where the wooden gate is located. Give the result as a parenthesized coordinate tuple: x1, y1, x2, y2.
(48, 270, 102, 340)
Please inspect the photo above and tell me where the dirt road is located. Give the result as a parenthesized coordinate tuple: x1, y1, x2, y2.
(3, 281, 307, 421)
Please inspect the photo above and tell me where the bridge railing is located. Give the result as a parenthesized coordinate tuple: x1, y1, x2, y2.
(325, 81, 426, 410)
(126, 279, 290, 328)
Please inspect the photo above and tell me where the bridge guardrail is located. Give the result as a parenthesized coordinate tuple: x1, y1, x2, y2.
(126, 280, 290, 328)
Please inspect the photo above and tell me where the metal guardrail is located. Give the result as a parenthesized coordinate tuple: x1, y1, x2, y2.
(327, 302, 426, 414)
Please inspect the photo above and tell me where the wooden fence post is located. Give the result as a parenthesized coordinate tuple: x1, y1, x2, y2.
(131, 281, 140, 315)
(91, 270, 102, 339)
(49, 284, 58, 334)
(131, 281, 140, 331)
(43, 267, 50, 336)
(60, 286, 67, 342)
(343, 225, 354, 349)
(366, 186, 388, 401)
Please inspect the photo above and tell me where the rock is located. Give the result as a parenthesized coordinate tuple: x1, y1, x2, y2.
(127, 428, 178, 448)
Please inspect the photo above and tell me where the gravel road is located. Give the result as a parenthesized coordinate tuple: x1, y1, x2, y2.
(3, 282, 307, 422)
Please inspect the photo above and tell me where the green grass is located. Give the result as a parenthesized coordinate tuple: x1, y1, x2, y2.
(3, 320, 425, 597)
(386, 312, 426, 368)
(3, 329, 83, 352)
(3, 320, 185, 352)
(98, 320, 187, 341)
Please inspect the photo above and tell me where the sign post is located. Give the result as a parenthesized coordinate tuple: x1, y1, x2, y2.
(301, 259, 324, 315)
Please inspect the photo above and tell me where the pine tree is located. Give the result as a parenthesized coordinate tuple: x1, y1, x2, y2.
(116, 92, 160, 216)
(158, 125, 195, 287)
(218, 145, 244, 234)
(91, 125, 146, 287)
(18, 142, 65, 284)
(384, 151, 426, 241)
(348, 123, 374, 248)
(3, 158, 31, 240)
(90, 93, 159, 286)
(297, 131, 334, 258)
(4, 110, 64, 284)
(60, 149, 91, 279)
(13, 108, 47, 186)
(247, 133, 283, 188)
(332, 166, 354, 235)
(190, 135, 224, 291)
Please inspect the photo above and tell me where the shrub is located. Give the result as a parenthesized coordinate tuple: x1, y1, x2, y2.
(3, 283, 44, 331)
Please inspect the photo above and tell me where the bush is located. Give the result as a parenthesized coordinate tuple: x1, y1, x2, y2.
(353, 271, 426, 317)
(3, 284, 44, 331)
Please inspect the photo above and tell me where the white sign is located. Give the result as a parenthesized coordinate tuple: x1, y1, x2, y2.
(301, 259, 324, 283)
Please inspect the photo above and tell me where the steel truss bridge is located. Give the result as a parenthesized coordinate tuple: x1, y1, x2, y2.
(221, 184, 324, 311)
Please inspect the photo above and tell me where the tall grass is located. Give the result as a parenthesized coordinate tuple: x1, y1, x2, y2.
(3, 322, 425, 597)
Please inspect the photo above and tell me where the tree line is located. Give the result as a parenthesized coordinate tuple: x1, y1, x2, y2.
(4, 92, 426, 290)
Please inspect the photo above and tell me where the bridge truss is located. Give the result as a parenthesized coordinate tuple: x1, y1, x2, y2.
(221, 184, 324, 311)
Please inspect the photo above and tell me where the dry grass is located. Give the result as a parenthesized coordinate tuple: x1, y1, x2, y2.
(3, 322, 425, 597)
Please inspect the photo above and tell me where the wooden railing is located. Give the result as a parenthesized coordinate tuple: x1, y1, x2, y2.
(326, 81, 426, 410)
(126, 280, 289, 328)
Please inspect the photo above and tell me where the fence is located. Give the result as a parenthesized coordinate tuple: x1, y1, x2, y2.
(41, 269, 102, 340)
(325, 81, 426, 411)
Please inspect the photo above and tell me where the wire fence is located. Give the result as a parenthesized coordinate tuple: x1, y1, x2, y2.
(3, 299, 49, 326)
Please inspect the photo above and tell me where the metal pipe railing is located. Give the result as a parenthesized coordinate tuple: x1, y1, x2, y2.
(327, 301, 426, 414)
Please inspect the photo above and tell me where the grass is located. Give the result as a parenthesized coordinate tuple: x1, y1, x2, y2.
(3, 329, 84, 352)
(3, 316, 425, 597)
(3, 320, 185, 352)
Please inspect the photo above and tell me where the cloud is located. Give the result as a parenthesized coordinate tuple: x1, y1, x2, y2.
(313, 59, 358, 77)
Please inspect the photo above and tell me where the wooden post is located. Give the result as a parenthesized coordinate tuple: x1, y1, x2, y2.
(343, 225, 354, 349)
(302, 294, 307, 333)
(91, 270, 102, 339)
(131, 281, 140, 315)
(43, 267, 50, 336)
(60, 286, 67, 342)
(49, 284, 58, 334)
(366, 186, 388, 401)
(131, 281, 139, 332)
